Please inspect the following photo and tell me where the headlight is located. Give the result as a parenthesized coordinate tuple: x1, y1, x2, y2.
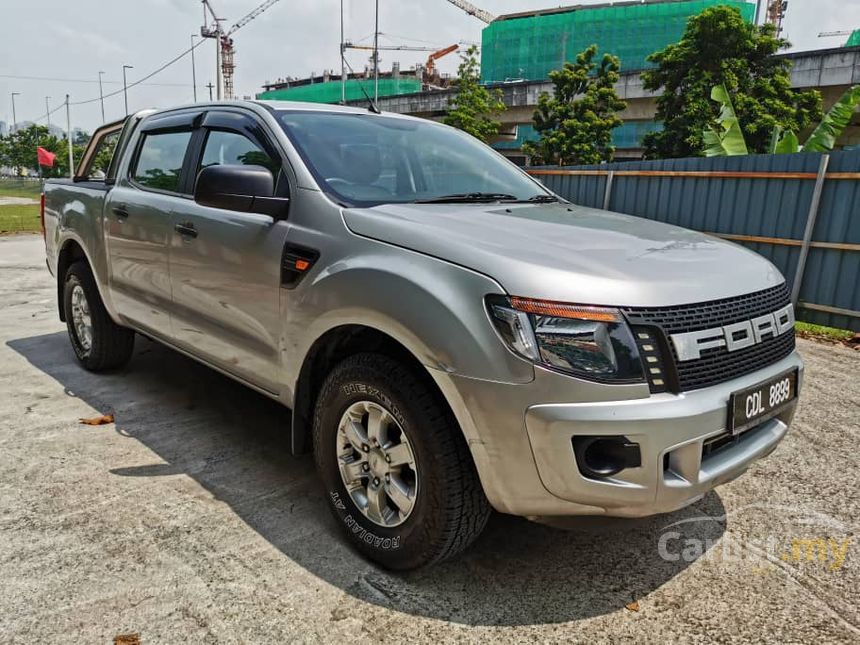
(487, 295, 645, 383)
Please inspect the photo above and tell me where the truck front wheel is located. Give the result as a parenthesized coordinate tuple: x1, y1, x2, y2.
(63, 261, 134, 371)
(313, 353, 491, 569)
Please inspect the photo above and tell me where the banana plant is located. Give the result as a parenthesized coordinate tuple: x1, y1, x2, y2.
(703, 84, 749, 157)
(770, 84, 860, 154)
(703, 83, 860, 156)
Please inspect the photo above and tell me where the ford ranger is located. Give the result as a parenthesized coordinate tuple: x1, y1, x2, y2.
(43, 101, 802, 569)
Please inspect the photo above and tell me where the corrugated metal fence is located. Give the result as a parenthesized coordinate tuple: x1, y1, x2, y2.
(528, 150, 860, 332)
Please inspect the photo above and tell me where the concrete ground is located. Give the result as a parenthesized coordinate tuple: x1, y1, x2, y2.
(0, 234, 858, 643)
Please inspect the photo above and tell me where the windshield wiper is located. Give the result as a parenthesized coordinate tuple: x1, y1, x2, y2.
(524, 194, 559, 203)
(414, 192, 519, 204)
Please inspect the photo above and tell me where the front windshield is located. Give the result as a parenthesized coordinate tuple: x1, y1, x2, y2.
(277, 110, 553, 207)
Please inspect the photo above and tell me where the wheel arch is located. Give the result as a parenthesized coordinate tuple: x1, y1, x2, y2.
(291, 324, 457, 456)
(56, 238, 88, 322)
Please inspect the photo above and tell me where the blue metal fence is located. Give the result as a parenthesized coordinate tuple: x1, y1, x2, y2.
(529, 150, 860, 331)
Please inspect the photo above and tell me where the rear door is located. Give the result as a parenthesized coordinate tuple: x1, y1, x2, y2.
(104, 112, 198, 337)
(167, 110, 290, 394)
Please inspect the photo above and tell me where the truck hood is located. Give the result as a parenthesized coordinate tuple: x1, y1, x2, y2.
(342, 202, 784, 307)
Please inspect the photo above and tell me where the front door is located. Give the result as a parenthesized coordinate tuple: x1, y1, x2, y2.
(168, 111, 289, 394)
(105, 121, 196, 337)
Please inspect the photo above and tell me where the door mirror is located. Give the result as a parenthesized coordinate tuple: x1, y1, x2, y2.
(194, 164, 289, 219)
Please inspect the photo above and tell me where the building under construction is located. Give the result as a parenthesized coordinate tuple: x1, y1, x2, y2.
(480, 0, 755, 82)
(259, 0, 755, 103)
(258, 64, 433, 104)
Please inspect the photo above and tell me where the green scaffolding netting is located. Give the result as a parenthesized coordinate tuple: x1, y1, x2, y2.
(481, 0, 756, 82)
(257, 77, 421, 104)
(847, 30, 860, 47)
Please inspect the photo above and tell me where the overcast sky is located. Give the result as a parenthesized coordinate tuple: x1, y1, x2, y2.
(1, 0, 858, 134)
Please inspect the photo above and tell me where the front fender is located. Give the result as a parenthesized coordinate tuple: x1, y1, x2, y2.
(284, 244, 535, 396)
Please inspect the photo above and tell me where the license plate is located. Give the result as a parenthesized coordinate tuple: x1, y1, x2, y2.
(728, 368, 798, 435)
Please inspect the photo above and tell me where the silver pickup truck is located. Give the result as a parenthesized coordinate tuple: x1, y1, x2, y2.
(43, 101, 802, 569)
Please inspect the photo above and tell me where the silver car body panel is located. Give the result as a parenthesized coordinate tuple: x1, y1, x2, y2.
(342, 202, 785, 306)
(44, 100, 803, 520)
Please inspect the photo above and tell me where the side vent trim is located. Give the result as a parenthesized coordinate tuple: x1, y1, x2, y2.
(281, 243, 320, 289)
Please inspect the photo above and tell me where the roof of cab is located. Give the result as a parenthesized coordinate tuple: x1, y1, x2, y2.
(135, 99, 421, 124)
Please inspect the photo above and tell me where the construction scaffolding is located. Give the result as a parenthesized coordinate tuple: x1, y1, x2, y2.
(848, 30, 860, 47)
(480, 0, 756, 83)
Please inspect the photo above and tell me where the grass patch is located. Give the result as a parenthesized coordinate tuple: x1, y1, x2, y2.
(0, 203, 40, 233)
(0, 178, 42, 199)
(795, 321, 854, 342)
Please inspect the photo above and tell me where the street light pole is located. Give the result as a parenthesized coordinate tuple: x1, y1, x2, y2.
(122, 65, 133, 115)
(65, 95, 73, 179)
(98, 71, 106, 122)
(45, 96, 51, 128)
(11, 92, 20, 132)
(191, 35, 198, 102)
(215, 35, 223, 100)
(373, 0, 379, 102)
(207, 82, 214, 101)
(340, 0, 346, 104)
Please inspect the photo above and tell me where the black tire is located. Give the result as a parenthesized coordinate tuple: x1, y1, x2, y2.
(63, 261, 135, 371)
(313, 353, 491, 570)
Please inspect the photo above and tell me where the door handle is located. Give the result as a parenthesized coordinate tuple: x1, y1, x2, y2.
(174, 222, 198, 238)
(112, 206, 129, 219)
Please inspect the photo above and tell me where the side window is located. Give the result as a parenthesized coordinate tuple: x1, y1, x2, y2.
(132, 130, 192, 193)
(78, 128, 121, 181)
(90, 131, 120, 179)
(199, 130, 279, 177)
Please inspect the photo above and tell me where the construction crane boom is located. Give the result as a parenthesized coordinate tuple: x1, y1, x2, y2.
(818, 30, 851, 38)
(444, 0, 495, 24)
(344, 43, 441, 52)
(228, 0, 282, 36)
(425, 44, 459, 76)
(343, 42, 459, 85)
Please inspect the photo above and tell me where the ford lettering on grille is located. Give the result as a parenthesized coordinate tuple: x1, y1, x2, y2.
(670, 304, 795, 362)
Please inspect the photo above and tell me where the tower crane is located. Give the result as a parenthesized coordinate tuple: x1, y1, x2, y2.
(764, 0, 787, 36)
(444, 0, 495, 24)
(201, 0, 284, 100)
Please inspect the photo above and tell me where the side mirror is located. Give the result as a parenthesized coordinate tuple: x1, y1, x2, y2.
(194, 164, 289, 219)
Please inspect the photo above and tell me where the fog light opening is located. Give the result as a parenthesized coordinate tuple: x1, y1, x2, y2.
(572, 436, 642, 479)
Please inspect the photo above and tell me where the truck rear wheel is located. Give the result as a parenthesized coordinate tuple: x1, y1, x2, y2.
(63, 261, 134, 371)
(313, 353, 491, 570)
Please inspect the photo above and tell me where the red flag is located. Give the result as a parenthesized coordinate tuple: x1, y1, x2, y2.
(37, 147, 56, 167)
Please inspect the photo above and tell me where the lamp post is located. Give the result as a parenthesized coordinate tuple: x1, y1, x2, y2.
(122, 65, 134, 115)
(45, 96, 51, 128)
(98, 71, 106, 122)
(340, 0, 346, 104)
(373, 0, 379, 102)
(191, 35, 198, 102)
(11, 92, 20, 132)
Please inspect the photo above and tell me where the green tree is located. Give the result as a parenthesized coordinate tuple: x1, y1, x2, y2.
(443, 46, 505, 142)
(522, 45, 626, 166)
(0, 124, 87, 177)
(642, 5, 822, 159)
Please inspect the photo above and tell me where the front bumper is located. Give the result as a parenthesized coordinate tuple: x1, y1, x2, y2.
(434, 350, 803, 518)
